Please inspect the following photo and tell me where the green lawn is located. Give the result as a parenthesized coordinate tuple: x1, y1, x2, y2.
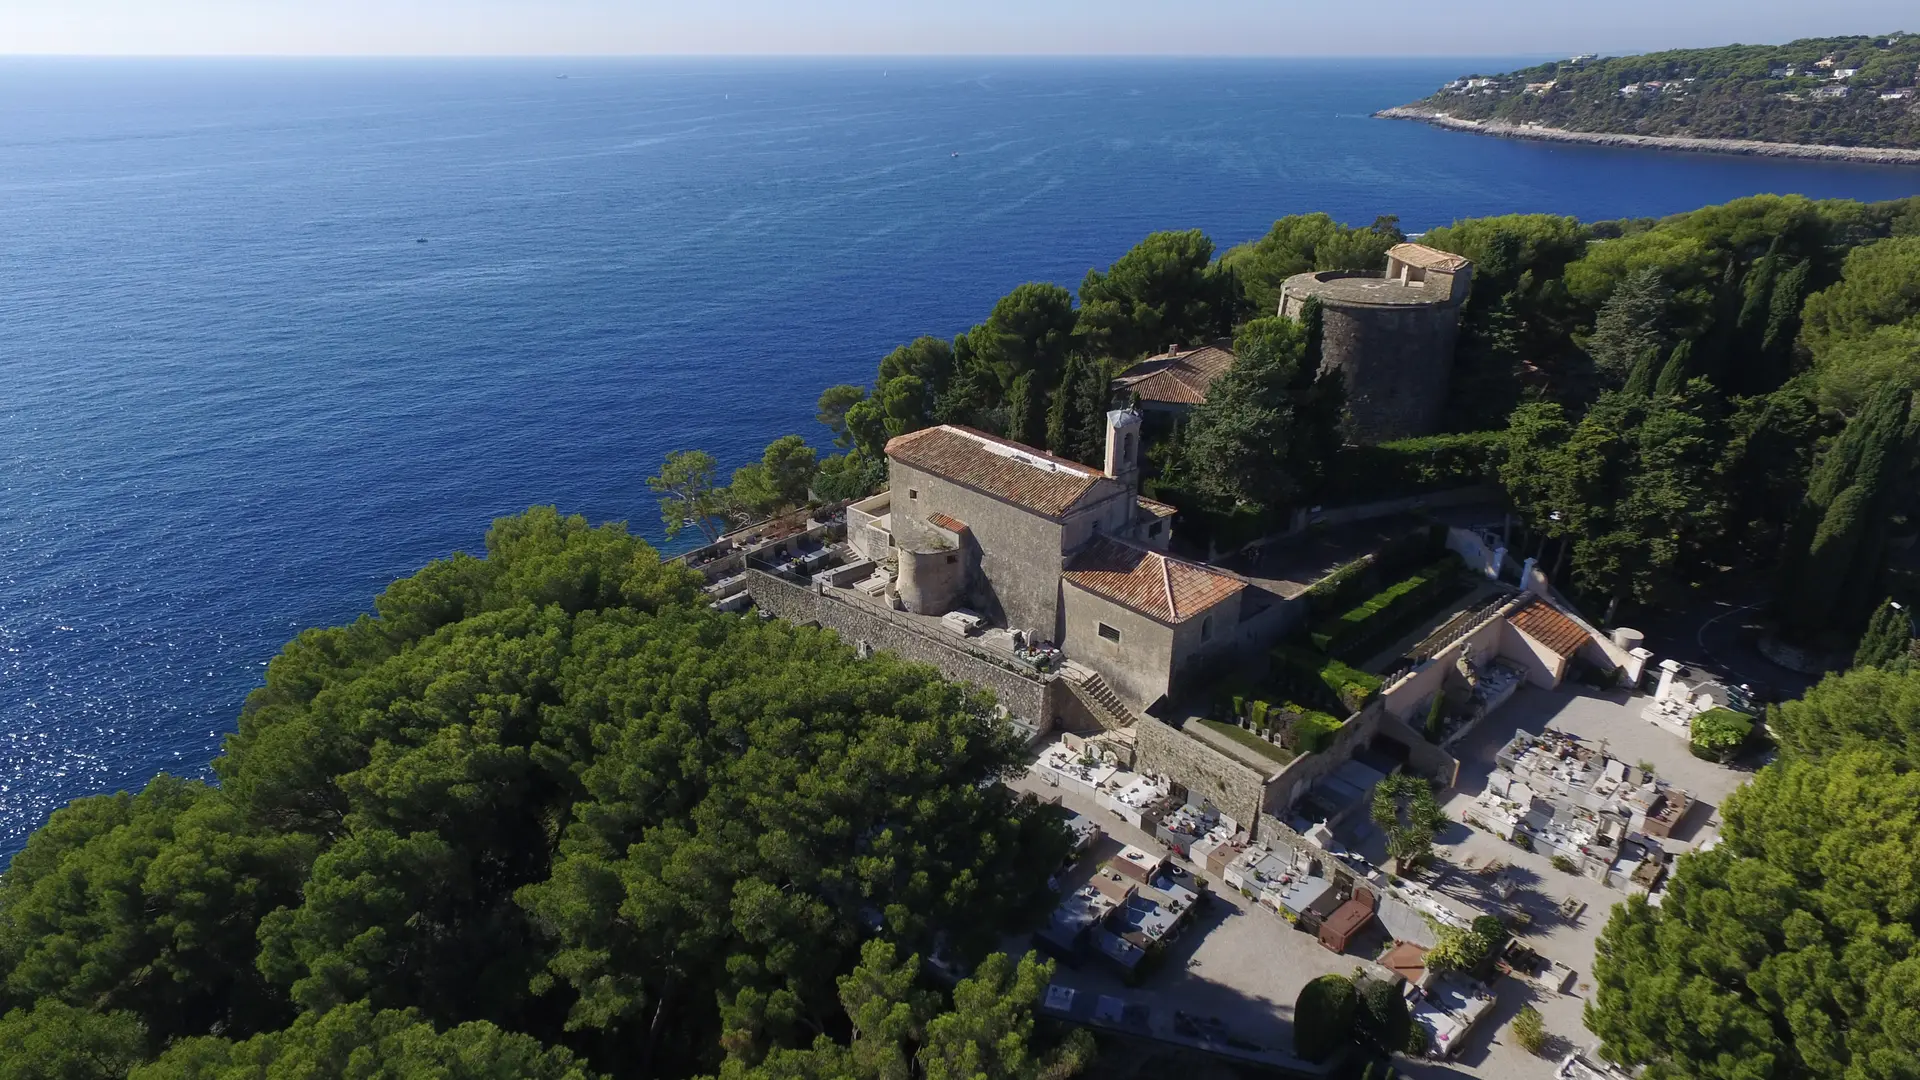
(1196, 719, 1296, 766)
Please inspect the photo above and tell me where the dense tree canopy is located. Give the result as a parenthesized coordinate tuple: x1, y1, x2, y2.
(0, 509, 1072, 1080)
(1077, 230, 1240, 362)
(1217, 213, 1404, 313)
(1406, 34, 1920, 148)
(1587, 747, 1920, 1080)
(1177, 312, 1345, 513)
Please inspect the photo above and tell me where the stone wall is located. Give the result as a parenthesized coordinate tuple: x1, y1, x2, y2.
(1373, 714, 1461, 788)
(889, 461, 1070, 641)
(1134, 718, 1270, 837)
(1302, 294, 1462, 444)
(747, 570, 1057, 725)
(1061, 581, 1177, 709)
(1261, 699, 1388, 819)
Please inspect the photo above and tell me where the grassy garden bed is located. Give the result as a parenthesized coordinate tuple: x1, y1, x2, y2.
(1197, 718, 1297, 766)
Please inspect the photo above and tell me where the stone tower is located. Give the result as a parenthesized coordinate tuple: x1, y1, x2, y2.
(1278, 243, 1473, 444)
(1103, 408, 1142, 492)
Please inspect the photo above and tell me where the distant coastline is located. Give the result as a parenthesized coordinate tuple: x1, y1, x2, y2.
(1376, 107, 1920, 166)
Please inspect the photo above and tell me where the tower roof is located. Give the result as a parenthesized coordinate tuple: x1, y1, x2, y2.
(1388, 243, 1471, 273)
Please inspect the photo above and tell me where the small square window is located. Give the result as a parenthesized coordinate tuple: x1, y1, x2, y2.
(1147, 521, 1163, 537)
(909, 489, 919, 499)
(1097, 622, 1122, 643)
(946, 554, 958, 564)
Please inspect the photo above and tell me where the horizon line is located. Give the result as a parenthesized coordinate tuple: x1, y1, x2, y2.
(0, 50, 1589, 61)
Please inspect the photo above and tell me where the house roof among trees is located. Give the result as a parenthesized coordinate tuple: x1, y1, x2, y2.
(885, 425, 1111, 518)
(1508, 600, 1591, 659)
(1063, 536, 1245, 624)
(1112, 342, 1237, 406)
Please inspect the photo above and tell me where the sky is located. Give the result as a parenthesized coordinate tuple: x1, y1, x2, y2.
(1, 0, 1913, 57)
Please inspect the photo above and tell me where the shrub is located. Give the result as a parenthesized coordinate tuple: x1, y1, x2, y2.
(1425, 921, 1501, 975)
(1424, 692, 1446, 743)
(1304, 555, 1377, 617)
(1294, 974, 1359, 1063)
(1354, 976, 1412, 1054)
(1511, 832, 1533, 851)
(1405, 1022, 1430, 1057)
(1511, 1005, 1547, 1056)
(1690, 706, 1755, 762)
(1292, 708, 1347, 755)
(1551, 854, 1578, 874)
(1325, 431, 1506, 503)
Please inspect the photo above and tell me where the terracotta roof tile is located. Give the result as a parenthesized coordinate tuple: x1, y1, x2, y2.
(1389, 242, 1471, 273)
(1063, 536, 1245, 624)
(886, 425, 1110, 518)
(927, 512, 968, 533)
(1113, 344, 1236, 406)
(1135, 496, 1178, 520)
(1508, 601, 1591, 659)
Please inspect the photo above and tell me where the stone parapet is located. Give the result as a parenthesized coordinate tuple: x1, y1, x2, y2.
(746, 569, 1056, 725)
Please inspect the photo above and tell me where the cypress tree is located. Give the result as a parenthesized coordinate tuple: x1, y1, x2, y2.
(1734, 240, 1783, 352)
(1852, 598, 1913, 670)
(1045, 355, 1084, 454)
(1779, 383, 1913, 645)
(1757, 258, 1811, 392)
(1297, 295, 1325, 370)
(1622, 348, 1658, 396)
(1005, 371, 1037, 446)
(1653, 340, 1693, 398)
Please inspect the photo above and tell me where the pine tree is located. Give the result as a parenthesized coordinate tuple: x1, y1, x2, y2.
(1587, 268, 1674, 386)
(1652, 340, 1693, 398)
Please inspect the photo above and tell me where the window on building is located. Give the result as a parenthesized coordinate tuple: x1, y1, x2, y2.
(1097, 622, 1122, 643)
(908, 489, 918, 500)
(1123, 433, 1135, 460)
(1147, 521, 1162, 537)
(1201, 616, 1213, 642)
(945, 554, 957, 564)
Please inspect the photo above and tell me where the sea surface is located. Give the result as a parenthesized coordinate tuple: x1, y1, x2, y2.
(3, 57, 1916, 860)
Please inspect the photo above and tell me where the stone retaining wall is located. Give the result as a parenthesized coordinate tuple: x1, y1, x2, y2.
(747, 569, 1057, 725)
(1134, 718, 1272, 837)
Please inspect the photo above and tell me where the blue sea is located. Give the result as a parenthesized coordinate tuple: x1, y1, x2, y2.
(2, 57, 1915, 859)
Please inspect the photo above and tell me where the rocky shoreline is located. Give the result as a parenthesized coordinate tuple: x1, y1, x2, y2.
(1375, 106, 1920, 166)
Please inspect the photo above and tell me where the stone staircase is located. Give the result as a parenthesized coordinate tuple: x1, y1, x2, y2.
(1061, 663, 1138, 730)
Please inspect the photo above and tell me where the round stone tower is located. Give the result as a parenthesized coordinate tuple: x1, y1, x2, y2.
(1279, 243, 1473, 444)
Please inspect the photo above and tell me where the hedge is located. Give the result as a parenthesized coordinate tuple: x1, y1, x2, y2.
(1311, 554, 1465, 661)
(1292, 708, 1347, 755)
(1324, 430, 1505, 503)
(1271, 645, 1383, 715)
(1304, 555, 1376, 618)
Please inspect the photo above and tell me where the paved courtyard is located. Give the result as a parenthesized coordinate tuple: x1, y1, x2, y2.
(1008, 774, 1358, 1068)
(1406, 683, 1755, 1077)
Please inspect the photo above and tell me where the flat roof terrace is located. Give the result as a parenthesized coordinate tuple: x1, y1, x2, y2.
(1283, 270, 1460, 307)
